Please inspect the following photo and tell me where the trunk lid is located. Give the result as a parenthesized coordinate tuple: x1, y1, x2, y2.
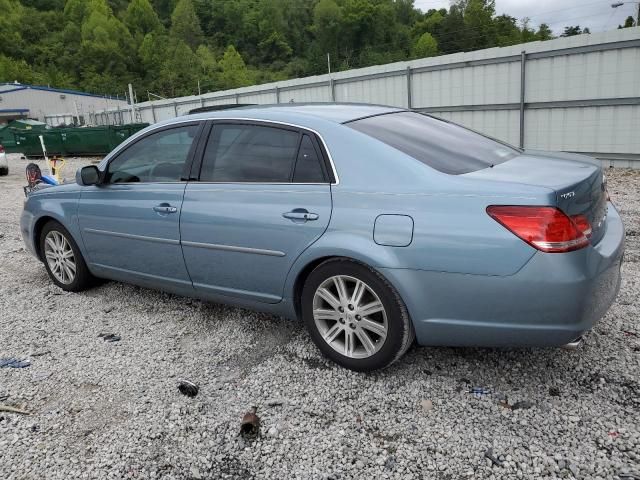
(465, 150, 608, 245)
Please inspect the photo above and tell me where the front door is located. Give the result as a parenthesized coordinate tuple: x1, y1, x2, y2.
(78, 123, 201, 290)
(180, 122, 334, 303)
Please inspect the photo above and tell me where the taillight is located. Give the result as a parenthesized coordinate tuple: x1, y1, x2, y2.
(570, 214, 592, 238)
(487, 206, 589, 253)
(0, 145, 4, 153)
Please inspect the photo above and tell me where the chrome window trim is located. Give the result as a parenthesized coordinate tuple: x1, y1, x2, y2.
(101, 117, 340, 186)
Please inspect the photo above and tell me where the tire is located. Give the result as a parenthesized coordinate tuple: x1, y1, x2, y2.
(39, 220, 96, 292)
(301, 258, 415, 372)
(0, 167, 8, 176)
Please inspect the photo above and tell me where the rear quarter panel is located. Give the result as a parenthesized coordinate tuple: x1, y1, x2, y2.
(283, 125, 558, 303)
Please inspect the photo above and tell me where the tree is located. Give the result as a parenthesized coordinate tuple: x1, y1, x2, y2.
(494, 14, 520, 46)
(463, 0, 497, 50)
(170, 0, 202, 49)
(313, 0, 342, 63)
(412, 32, 438, 58)
(561, 26, 584, 37)
(536, 23, 554, 41)
(218, 45, 251, 89)
(124, 0, 163, 37)
(77, 0, 135, 93)
(618, 16, 636, 28)
(196, 44, 217, 91)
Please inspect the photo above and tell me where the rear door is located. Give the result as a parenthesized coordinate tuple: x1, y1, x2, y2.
(78, 122, 201, 290)
(180, 121, 333, 303)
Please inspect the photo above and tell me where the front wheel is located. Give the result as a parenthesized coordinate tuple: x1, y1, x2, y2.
(301, 258, 414, 371)
(40, 221, 96, 292)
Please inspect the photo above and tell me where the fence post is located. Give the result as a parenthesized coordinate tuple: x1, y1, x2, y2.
(235, 93, 240, 104)
(173, 102, 178, 117)
(329, 78, 335, 102)
(150, 102, 157, 123)
(406, 66, 412, 109)
(275, 86, 280, 104)
(519, 50, 526, 149)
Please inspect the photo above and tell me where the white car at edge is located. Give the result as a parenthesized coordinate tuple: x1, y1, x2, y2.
(0, 144, 8, 176)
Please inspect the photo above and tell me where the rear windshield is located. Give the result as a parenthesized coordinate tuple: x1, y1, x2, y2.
(346, 111, 520, 175)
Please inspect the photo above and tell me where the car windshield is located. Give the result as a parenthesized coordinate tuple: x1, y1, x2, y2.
(346, 111, 520, 175)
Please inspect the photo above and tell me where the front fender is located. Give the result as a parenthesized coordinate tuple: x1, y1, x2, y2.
(22, 187, 83, 260)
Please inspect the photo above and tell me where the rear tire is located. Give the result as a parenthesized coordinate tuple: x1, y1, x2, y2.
(0, 167, 8, 176)
(301, 258, 414, 372)
(39, 221, 96, 292)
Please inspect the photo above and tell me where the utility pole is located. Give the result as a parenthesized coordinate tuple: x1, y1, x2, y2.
(128, 83, 135, 125)
(327, 53, 331, 74)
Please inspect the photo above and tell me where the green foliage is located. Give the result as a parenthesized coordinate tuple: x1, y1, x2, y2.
(124, 0, 163, 37)
(561, 26, 585, 37)
(0, 0, 580, 98)
(218, 45, 252, 89)
(170, 0, 202, 49)
(412, 33, 438, 58)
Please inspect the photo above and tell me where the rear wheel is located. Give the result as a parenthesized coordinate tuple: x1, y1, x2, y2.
(301, 258, 414, 371)
(40, 221, 96, 292)
(0, 167, 8, 176)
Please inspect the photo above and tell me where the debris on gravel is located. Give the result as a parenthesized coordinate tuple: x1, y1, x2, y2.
(177, 380, 199, 398)
(1, 155, 639, 479)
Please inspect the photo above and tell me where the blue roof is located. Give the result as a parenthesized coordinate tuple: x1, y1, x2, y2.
(0, 108, 29, 113)
(0, 83, 123, 101)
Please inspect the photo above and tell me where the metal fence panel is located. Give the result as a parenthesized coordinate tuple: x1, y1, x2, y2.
(88, 28, 640, 168)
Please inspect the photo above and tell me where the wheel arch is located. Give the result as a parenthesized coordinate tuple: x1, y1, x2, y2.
(32, 215, 83, 262)
(288, 247, 405, 320)
(33, 215, 59, 261)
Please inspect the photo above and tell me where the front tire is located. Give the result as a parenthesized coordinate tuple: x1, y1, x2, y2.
(40, 221, 95, 292)
(301, 258, 414, 371)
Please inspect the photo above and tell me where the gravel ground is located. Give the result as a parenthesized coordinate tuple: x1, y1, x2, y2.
(0, 154, 639, 480)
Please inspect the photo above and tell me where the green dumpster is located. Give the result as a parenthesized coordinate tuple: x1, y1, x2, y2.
(8, 123, 149, 157)
(61, 126, 113, 155)
(13, 130, 65, 156)
(1, 119, 48, 152)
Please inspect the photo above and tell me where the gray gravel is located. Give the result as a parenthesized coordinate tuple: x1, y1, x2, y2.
(1, 154, 639, 480)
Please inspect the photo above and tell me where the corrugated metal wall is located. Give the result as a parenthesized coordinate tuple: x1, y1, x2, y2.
(93, 27, 640, 168)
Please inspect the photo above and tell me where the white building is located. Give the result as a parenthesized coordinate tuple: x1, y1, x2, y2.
(0, 82, 128, 125)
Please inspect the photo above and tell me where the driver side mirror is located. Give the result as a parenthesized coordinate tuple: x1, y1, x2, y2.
(77, 165, 101, 186)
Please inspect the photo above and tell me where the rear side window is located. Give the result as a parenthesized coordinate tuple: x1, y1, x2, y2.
(293, 135, 325, 183)
(346, 111, 520, 175)
(200, 124, 299, 182)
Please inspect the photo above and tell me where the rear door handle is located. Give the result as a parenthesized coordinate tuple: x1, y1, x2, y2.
(283, 210, 319, 222)
(153, 204, 178, 214)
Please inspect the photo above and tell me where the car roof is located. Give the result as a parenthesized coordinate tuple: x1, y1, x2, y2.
(177, 103, 405, 125)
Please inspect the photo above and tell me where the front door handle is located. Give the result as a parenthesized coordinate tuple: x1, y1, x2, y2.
(283, 209, 319, 222)
(153, 204, 178, 214)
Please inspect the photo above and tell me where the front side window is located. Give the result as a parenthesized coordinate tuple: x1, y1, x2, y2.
(346, 112, 520, 175)
(106, 124, 199, 183)
(200, 124, 300, 182)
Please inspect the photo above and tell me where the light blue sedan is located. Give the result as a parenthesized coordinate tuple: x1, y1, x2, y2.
(20, 104, 624, 371)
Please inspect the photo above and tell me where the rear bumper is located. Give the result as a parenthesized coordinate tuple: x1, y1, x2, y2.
(381, 203, 625, 347)
(0, 153, 7, 169)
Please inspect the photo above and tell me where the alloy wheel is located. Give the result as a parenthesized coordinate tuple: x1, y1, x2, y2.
(312, 275, 388, 359)
(44, 230, 76, 285)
